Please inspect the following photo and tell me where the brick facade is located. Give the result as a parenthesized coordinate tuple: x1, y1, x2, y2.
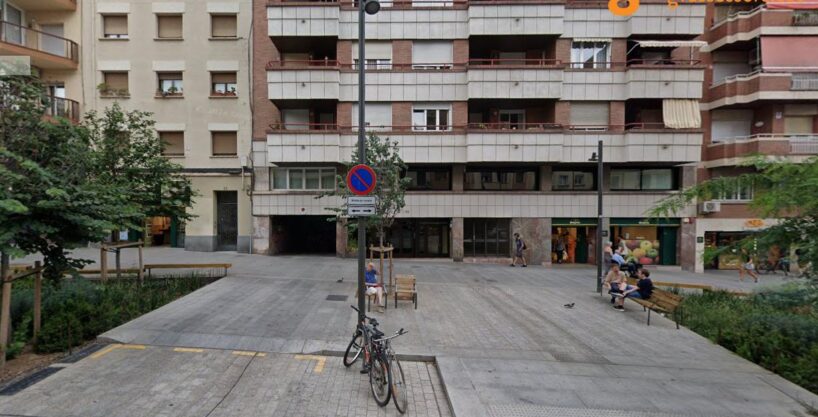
(253, 0, 279, 141)
(393, 40, 412, 66)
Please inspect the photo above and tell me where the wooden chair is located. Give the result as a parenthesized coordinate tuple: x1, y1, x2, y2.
(394, 274, 417, 309)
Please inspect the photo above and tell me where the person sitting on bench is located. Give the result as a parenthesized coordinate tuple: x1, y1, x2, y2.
(614, 269, 654, 311)
(604, 263, 628, 306)
(365, 262, 385, 312)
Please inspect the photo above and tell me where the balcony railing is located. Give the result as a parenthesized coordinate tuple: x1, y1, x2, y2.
(468, 58, 562, 68)
(266, 123, 698, 133)
(266, 59, 339, 69)
(793, 10, 818, 26)
(710, 134, 818, 155)
(791, 73, 818, 91)
(44, 96, 80, 123)
(0, 21, 79, 63)
(467, 122, 561, 131)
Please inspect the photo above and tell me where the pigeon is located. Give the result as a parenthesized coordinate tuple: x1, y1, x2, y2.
(563, 303, 575, 309)
(336, 277, 344, 283)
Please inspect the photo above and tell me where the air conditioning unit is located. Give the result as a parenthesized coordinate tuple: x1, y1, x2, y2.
(699, 201, 722, 214)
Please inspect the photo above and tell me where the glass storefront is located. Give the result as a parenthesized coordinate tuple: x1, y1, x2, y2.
(610, 218, 679, 266)
(463, 218, 511, 257)
(383, 219, 450, 258)
(551, 218, 598, 264)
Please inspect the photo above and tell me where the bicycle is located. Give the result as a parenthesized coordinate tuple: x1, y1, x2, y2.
(344, 306, 392, 407)
(373, 328, 409, 414)
(758, 258, 790, 276)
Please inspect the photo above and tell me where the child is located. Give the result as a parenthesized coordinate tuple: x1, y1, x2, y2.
(365, 262, 384, 312)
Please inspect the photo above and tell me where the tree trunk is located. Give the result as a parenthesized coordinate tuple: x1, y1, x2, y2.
(0, 251, 9, 369)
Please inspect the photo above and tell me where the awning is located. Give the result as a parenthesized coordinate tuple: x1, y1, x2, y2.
(572, 38, 612, 43)
(663, 99, 702, 129)
(636, 40, 708, 48)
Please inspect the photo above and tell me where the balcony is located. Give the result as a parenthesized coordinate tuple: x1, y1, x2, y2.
(467, 59, 563, 99)
(709, 6, 817, 48)
(0, 21, 78, 69)
(266, 61, 340, 100)
(707, 71, 818, 108)
(467, 1, 564, 35)
(706, 134, 818, 163)
(11, 0, 76, 11)
(626, 60, 705, 100)
(339, 64, 468, 101)
(44, 96, 80, 123)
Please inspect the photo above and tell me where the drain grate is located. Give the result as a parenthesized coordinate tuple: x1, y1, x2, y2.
(58, 343, 107, 364)
(0, 366, 62, 396)
(326, 294, 348, 301)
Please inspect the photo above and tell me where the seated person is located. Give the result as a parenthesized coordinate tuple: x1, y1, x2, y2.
(614, 269, 654, 311)
(365, 262, 385, 312)
(611, 248, 626, 267)
(603, 263, 628, 304)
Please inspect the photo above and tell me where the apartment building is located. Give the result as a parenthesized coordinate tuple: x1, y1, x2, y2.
(251, 0, 708, 266)
(1, 0, 81, 122)
(696, 3, 818, 272)
(82, 0, 253, 252)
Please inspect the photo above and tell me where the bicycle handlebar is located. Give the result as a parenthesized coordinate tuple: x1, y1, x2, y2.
(374, 328, 409, 343)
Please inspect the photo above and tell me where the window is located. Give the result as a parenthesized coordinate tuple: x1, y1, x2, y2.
(211, 14, 237, 38)
(159, 132, 184, 156)
(610, 168, 675, 191)
(464, 219, 511, 257)
(4, 4, 22, 45)
(570, 41, 610, 69)
(412, 41, 453, 70)
(353, 59, 393, 70)
(552, 170, 595, 191)
(412, 105, 450, 131)
(570, 102, 609, 130)
(499, 110, 525, 129)
(211, 72, 237, 96)
(464, 167, 538, 191)
(270, 168, 336, 190)
(103, 15, 128, 39)
(157, 72, 183, 96)
(352, 42, 392, 69)
(353, 103, 392, 130)
(211, 131, 237, 156)
(101, 72, 129, 96)
(405, 167, 451, 191)
(719, 181, 753, 201)
(157, 14, 183, 39)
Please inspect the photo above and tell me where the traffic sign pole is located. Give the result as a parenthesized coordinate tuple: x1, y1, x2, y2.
(357, 3, 367, 327)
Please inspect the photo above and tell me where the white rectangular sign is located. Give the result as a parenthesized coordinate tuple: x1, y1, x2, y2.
(348, 196, 377, 206)
(348, 206, 376, 216)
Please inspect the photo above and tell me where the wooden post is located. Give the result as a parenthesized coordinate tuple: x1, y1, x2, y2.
(379, 248, 384, 288)
(33, 261, 42, 347)
(115, 248, 122, 280)
(100, 246, 108, 282)
(0, 252, 11, 369)
(137, 244, 144, 284)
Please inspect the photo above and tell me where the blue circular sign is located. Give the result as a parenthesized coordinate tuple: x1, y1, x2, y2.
(346, 164, 377, 196)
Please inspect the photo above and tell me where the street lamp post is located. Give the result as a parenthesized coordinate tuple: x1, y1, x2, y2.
(356, 0, 380, 325)
(590, 140, 604, 294)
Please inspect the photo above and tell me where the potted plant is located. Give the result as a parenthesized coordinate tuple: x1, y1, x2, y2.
(97, 82, 112, 96)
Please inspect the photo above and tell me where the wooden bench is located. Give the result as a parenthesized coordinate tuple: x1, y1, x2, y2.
(394, 274, 417, 309)
(623, 278, 684, 328)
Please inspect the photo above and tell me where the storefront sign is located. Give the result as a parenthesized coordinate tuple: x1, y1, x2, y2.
(743, 219, 766, 230)
(552, 218, 597, 226)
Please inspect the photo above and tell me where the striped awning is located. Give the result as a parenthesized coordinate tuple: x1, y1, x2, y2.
(636, 40, 707, 48)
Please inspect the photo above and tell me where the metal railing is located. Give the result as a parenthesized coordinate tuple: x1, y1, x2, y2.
(265, 122, 699, 133)
(791, 73, 818, 91)
(793, 10, 818, 26)
(468, 58, 562, 67)
(709, 134, 818, 155)
(0, 21, 79, 63)
(711, 5, 765, 28)
(266, 59, 339, 69)
(467, 122, 561, 130)
(44, 96, 80, 123)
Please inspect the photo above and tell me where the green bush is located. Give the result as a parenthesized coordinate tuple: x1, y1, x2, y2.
(3, 275, 210, 357)
(683, 284, 818, 395)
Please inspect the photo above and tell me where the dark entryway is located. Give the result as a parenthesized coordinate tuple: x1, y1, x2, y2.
(383, 219, 450, 258)
(273, 215, 335, 254)
(216, 191, 238, 251)
(463, 218, 511, 257)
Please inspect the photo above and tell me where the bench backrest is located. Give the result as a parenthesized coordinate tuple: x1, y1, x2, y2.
(648, 288, 683, 311)
(395, 275, 416, 292)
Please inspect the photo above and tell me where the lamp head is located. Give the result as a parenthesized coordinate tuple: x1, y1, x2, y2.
(588, 152, 598, 162)
(364, 0, 380, 15)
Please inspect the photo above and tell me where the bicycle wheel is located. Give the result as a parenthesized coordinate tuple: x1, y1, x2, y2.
(343, 331, 364, 367)
(389, 355, 408, 414)
(369, 353, 392, 406)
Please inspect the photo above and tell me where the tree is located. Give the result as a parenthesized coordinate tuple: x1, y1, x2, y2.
(84, 103, 194, 237)
(320, 134, 411, 248)
(649, 156, 818, 280)
(0, 77, 124, 280)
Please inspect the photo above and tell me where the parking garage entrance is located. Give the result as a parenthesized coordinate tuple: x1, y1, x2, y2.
(272, 215, 335, 254)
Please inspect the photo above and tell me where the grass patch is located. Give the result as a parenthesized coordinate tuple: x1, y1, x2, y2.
(682, 283, 818, 395)
(6, 274, 213, 358)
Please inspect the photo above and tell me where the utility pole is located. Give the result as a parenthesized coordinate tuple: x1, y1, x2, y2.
(596, 139, 604, 294)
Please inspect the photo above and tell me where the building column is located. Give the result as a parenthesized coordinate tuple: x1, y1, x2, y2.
(452, 164, 465, 192)
(511, 217, 550, 265)
(336, 218, 349, 258)
(680, 221, 697, 272)
(451, 217, 464, 262)
(252, 216, 271, 255)
(539, 165, 552, 192)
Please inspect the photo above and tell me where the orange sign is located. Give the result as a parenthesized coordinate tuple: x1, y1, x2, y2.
(744, 219, 766, 229)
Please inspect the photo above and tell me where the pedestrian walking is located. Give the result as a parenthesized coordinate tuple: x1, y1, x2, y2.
(554, 235, 566, 264)
(511, 233, 527, 267)
(739, 249, 759, 283)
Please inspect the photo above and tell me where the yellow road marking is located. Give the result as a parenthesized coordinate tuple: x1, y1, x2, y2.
(120, 344, 146, 350)
(294, 354, 326, 373)
(257, 352, 267, 357)
(91, 344, 122, 359)
(173, 347, 204, 353)
(232, 350, 258, 356)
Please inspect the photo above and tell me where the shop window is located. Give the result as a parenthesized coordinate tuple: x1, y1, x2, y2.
(552, 170, 595, 191)
(270, 168, 336, 190)
(464, 167, 537, 191)
(464, 218, 511, 257)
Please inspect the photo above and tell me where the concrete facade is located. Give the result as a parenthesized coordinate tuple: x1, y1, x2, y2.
(81, 0, 254, 253)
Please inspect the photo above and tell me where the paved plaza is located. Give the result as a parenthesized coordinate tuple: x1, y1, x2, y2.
(1, 249, 815, 417)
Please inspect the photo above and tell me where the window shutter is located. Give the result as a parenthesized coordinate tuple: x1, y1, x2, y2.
(710, 109, 752, 142)
(212, 132, 237, 155)
(158, 72, 182, 81)
(157, 15, 183, 38)
(570, 102, 609, 127)
(104, 15, 128, 35)
(352, 42, 393, 60)
(211, 15, 237, 38)
(784, 116, 813, 134)
(212, 72, 236, 84)
(105, 72, 129, 90)
(412, 41, 453, 65)
(352, 103, 392, 129)
(282, 109, 310, 130)
(160, 132, 184, 156)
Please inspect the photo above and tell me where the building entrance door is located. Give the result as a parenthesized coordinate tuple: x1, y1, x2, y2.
(216, 191, 238, 251)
